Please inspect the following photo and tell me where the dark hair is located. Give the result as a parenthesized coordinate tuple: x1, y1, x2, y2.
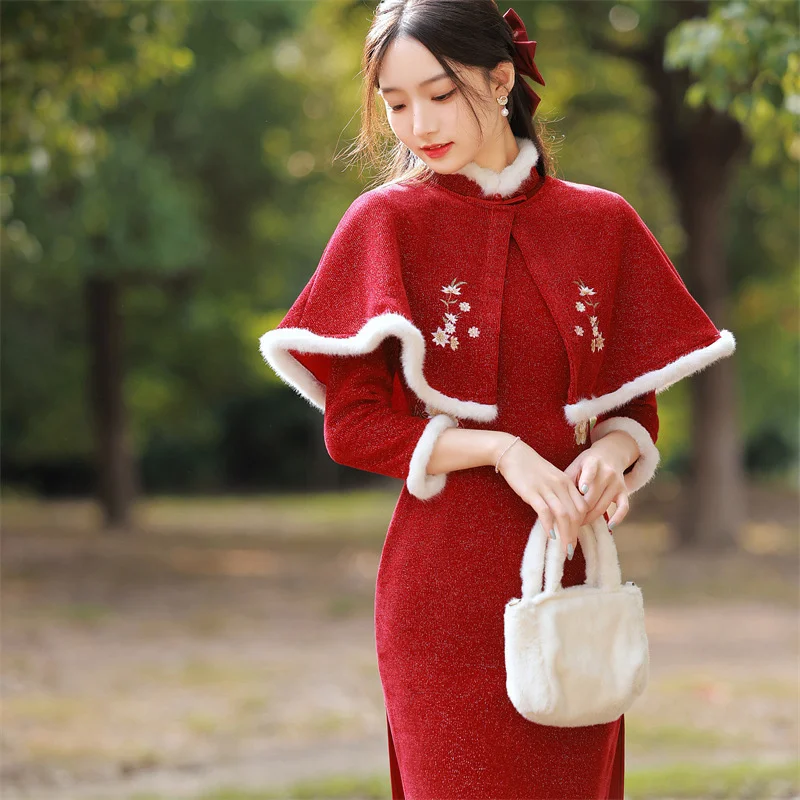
(338, 0, 556, 190)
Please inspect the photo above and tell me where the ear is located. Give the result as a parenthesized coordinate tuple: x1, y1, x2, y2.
(490, 60, 516, 96)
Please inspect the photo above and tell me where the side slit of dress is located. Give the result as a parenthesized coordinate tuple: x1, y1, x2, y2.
(386, 710, 406, 799)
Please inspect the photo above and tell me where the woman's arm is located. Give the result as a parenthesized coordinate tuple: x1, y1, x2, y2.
(324, 338, 515, 499)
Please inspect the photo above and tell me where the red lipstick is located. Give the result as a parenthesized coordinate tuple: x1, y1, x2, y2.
(421, 142, 453, 159)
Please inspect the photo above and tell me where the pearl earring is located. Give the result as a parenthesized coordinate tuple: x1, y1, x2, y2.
(497, 94, 509, 117)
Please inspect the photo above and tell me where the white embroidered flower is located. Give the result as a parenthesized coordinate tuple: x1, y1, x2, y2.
(433, 279, 475, 354)
(574, 278, 603, 351)
(468, 326, 480, 338)
(432, 328, 450, 347)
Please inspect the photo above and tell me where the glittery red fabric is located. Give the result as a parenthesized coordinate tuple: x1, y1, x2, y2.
(324, 186, 654, 797)
(264, 150, 731, 797)
(270, 161, 726, 432)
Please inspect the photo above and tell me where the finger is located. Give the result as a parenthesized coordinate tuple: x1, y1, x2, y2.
(594, 485, 620, 525)
(566, 480, 590, 525)
(581, 498, 604, 526)
(529, 496, 557, 543)
(607, 490, 630, 528)
(578, 458, 598, 496)
(563, 461, 580, 483)
(552, 489, 580, 558)
(542, 493, 571, 556)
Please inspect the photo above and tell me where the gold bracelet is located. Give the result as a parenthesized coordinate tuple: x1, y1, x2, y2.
(495, 435, 521, 473)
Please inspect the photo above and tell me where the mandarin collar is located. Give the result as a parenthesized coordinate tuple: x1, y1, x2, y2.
(428, 136, 543, 202)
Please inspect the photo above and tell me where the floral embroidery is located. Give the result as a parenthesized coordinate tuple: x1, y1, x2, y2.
(573, 279, 604, 353)
(431, 278, 478, 352)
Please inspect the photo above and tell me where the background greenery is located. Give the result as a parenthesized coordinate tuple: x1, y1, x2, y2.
(2, 0, 797, 500)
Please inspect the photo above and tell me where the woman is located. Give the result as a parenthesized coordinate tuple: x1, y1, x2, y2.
(260, 1, 736, 797)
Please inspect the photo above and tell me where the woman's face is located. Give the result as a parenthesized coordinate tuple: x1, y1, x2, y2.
(377, 36, 505, 172)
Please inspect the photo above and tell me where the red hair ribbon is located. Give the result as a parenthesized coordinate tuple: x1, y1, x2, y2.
(503, 7, 546, 115)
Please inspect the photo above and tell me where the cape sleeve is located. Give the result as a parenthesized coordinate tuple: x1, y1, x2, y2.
(324, 337, 458, 500)
(568, 194, 736, 492)
(259, 190, 458, 501)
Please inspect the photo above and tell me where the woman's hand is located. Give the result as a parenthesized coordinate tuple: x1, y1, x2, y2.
(495, 435, 590, 560)
(563, 431, 639, 530)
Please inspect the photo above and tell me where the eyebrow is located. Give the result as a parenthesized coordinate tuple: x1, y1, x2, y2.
(377, 72, 450, 94)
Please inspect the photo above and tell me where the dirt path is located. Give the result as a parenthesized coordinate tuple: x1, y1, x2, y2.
(2, 491, 797, 799)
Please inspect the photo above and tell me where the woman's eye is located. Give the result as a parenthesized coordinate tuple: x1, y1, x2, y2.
(389, 89, 456, 113)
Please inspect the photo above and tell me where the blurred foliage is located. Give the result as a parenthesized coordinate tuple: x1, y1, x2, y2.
(0, 0, 797, 495)
(1, 0, 195, 179)
(665, 0, 800, 165)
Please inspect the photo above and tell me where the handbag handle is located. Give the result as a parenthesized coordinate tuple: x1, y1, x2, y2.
(519, 515, 623, 599)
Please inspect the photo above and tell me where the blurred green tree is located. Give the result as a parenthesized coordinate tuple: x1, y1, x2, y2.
(666, 0, 800, 166)
(1, 0, 201, 529)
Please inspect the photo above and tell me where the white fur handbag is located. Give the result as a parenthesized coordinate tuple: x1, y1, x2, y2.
(504, 515, 650, 727)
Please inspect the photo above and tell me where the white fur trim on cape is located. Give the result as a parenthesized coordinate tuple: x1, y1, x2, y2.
(564, 329, 736, 426)
(259, 312, 499, 424)
(590, 416, 661, 495)
(406, 413, 459, 500)
(455, 136, 540, 198)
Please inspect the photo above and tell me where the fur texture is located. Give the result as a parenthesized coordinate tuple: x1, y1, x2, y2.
(564, 329, 736, 425)
(455, 136, 541, 197)
(505, 516, 649, 727)
(259, 312, 499, 423)
(406, 413, 460, 500)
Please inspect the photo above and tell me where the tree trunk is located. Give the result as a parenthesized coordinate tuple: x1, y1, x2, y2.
(629, 3, 747, 550)
(666, 114, 747, 550)
(85, 276, 136, 531)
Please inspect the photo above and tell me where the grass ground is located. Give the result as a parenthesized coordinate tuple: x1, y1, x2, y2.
(1, 478, 798, 800)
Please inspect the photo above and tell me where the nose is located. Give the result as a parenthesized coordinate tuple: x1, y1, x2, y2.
(412, 102, 438, 139)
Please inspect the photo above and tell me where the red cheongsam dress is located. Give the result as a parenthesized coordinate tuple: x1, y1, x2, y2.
(323, 159, 659, 798)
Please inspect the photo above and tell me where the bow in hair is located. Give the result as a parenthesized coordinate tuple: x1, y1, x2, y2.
(503, 7, 546, 115)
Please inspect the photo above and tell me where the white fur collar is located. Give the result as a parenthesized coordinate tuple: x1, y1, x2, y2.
(455, 136, 540, 197)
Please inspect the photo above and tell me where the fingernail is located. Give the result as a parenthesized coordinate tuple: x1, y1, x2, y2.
(567, 543, 574, 560)
(608, 521, 616, 530)
(581, 484, 588, 493)
(549, 529, 557, 540)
